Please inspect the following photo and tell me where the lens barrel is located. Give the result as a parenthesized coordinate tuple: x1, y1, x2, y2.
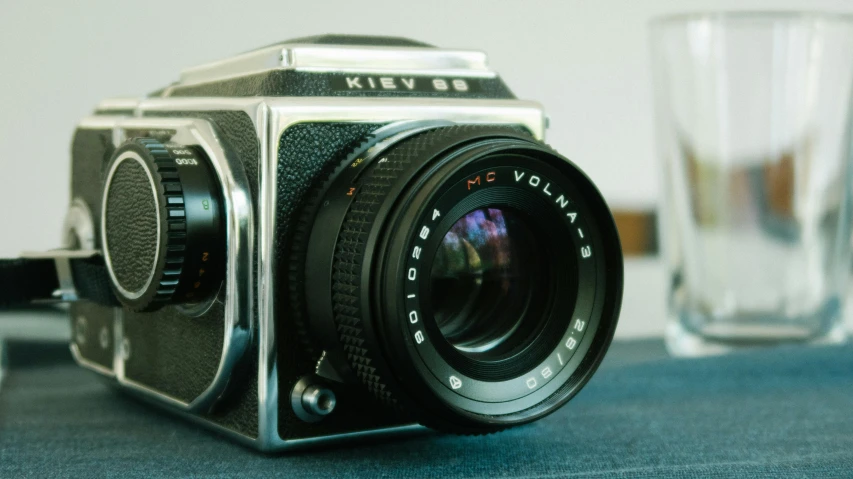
(299, 124, 622, 433)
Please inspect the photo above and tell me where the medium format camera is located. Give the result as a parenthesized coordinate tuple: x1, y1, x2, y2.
(4, 35, 623, 451)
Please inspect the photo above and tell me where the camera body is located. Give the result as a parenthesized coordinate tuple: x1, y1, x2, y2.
(65, 35, 622, 451)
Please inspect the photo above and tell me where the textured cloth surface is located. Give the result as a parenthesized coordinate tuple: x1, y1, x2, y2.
(1, 340, 852, 478)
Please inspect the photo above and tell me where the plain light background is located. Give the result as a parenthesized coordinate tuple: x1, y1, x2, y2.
(2, 0, 852, 338)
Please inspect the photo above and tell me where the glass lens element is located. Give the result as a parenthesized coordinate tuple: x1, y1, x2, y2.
(429, 208, 542, 357)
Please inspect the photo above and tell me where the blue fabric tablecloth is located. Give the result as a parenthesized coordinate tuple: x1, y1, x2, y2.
(1, 340, 851, 478)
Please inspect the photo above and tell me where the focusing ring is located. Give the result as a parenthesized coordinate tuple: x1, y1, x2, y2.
(288, 133, 378, 361)
(329, 126, 535, 406)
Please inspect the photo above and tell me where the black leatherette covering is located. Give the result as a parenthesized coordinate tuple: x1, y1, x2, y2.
(275, 122, 410, 439)
(122, 304, 225, 403)
(103, 159, 159, 293)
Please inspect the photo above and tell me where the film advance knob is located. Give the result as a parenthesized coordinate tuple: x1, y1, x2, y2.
(100, 138, 224, 311)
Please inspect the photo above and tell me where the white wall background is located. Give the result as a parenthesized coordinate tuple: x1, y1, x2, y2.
(1, 0, 852, 337)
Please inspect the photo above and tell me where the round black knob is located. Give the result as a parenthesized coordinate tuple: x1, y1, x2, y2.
(101, 138, 224, 311)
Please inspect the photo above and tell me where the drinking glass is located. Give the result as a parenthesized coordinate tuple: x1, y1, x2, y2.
(650, 12, 853, 356)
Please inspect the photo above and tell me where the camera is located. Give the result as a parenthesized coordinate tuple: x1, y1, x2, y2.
(4, 35, 623, 451)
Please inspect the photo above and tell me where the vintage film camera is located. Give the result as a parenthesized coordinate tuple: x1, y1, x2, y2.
(1, 35, 623, 451)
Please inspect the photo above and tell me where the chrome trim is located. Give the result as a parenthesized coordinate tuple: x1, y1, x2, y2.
(113, 307, 123, 378)
(177, 44, 494, 88)
(290, 376, 336, 423)
(76, 115, 132, 130)
(272, 424, 427, 452)
(71, 342, 116, 378)
(74, 114, 255, 413)
(136, 97, 268, 118)
(264, 97, 546, 139)
(258, 97, 278, 447)
(63, 198, 96, 250)
(101, 151, 162, 300)
(96, 97, 140, 112)
(19, 250, 99, 259)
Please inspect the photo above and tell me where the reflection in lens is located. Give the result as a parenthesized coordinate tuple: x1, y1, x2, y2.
(430, 208, 542, 357)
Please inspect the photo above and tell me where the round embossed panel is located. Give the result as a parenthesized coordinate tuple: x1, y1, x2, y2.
(104, 154, 160, 297)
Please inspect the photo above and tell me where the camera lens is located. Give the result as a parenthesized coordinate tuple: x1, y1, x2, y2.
(298, 124, 623, 434)
(430, 208, 545, 358)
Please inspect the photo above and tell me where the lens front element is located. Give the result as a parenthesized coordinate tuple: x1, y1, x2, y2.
(430, 208, 546, 359)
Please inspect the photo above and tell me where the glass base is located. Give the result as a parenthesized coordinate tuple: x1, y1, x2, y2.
(665, 316, 848, 357)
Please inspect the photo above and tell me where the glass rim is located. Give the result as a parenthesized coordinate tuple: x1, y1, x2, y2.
(650, 11, 853, 27)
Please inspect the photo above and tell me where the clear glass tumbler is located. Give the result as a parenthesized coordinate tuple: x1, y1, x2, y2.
(650, 12, 853, 356)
